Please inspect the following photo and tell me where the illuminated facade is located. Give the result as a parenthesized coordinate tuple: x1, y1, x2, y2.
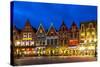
(59, 21, 68, 46)
(36, 23, 47, 46)
(46, 24, 59, 47)
(80, 21, 97, 44)
(68, 22, 79, 46)
(20, 20, 36, 47)
(79, 23, 86, 44)
(12, 20, 97, 57)
(79, 20, 97, 56)
(14, 20, 36, 57)
(85, 21, 97, 44)
(36, 23, 47, 56)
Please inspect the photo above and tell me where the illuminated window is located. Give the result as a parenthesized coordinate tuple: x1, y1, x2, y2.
(40, 29, 43, 33)
(87, 32, 90, 36)
(31, 41, 34, 45)
(92, 32, 95, 35)
(69, 40, 78, 46)
(15, 41, 20, 46)
(16, 48, 19, 54)
(21, 41, 25, 46)
(28, 33, 32, 38)
(23, 33, 27, 38)
(26, 41, 29, 46)
(81, 33, 85, 36)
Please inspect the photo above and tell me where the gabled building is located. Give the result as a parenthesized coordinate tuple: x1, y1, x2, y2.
(79, 23, 86, 44)
(80, 20, 97, 45)
(68, 22, 79, 46)
(46, 23, 58, 47)
(13, 20, 37, 57)
(59, 21, 68, 46)
(20, 20, 36, 47)
(79, 20, 97, 56)
(36, 23, 46, 47)
(85, 21, 97, 44)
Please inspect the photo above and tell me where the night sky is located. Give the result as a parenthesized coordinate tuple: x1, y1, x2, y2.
(11, 1, 97, 30)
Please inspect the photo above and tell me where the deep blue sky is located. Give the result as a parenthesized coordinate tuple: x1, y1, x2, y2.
(12, 1, 97, 30)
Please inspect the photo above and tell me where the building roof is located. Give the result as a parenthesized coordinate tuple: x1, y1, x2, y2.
(59, 21, 68, 32)
(36, 23, 46, 34)
(21, 20, 36, 32)
(47, 23, 58, 36)
(69, 21, 79, 32)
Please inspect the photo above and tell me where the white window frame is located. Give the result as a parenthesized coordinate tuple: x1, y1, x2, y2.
(23, 33, 27, 38)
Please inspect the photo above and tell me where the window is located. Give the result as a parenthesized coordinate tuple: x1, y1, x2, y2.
(28, 33, 32, 38)
(40, 29, 43, 33)
(31, 41, 34, 46)
(15, 41, 20, 46)
(21, 41, 25, 46)
(23, 33, 27, 38)
(26, 41, 29, 46)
